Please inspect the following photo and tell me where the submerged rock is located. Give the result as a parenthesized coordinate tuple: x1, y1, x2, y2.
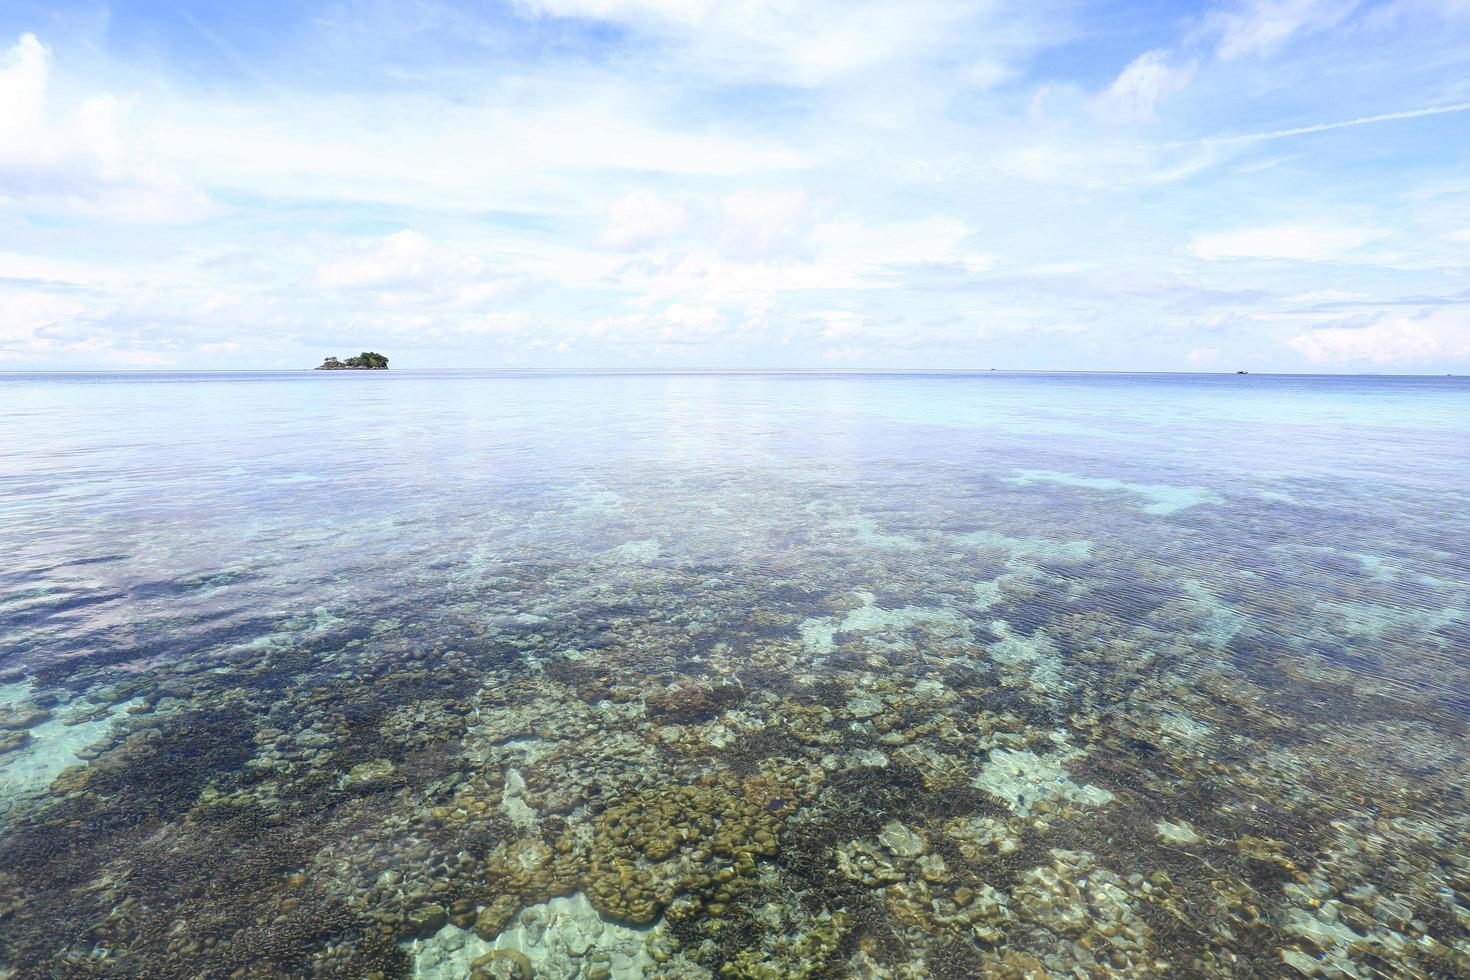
(0, 730, 31, 755)
(407, 902, 448, 938)
(878, 821, 928, 859)
(0, 704, 50, 730)
(645, 682, 722, 724)
(1156, 818, 1203, 845)
(340, 758, 397, 792)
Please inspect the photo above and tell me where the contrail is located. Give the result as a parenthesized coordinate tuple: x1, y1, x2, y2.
(1162, 101, 1470, 148)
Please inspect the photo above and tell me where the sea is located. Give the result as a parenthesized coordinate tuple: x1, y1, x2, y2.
(1, 370, 1467, 977)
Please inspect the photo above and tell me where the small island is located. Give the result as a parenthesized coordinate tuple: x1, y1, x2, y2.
(316, 352, 389, 370)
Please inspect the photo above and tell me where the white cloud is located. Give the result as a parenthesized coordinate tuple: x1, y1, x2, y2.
(717, 190, 809, 259)
(1187, 346, 1221, 364)
(456, 313, 533, 335)
(0, 32, 48, 145)
(511, 0, 988, 86)
(319, 230, 434, 290)
(514, 0, 714, 24)
(0, 283, 187, 366)
(1287, 309, 1470, 364)
(58, 335, 177, 366)
(0, 250, 129, 287)
(585, 303, 728, 344)
(808, 309, 865, 341)
(141, 86, 810, 221)
(1186, 223, 1379, 261)
(0, 288, 83, 345)
(658, 303, 723, 340)
(0, 33, 211, 223)
(1091, 50, 1195, 124)
(961, 60, 1013, 89)
(601, 191, 688, 250)
(316, 230, 510, 309)
(1164, 102, 1470, 149)
(808, 216, 977, 272)
(597, 214, 987, 313)
(3, 3, 1468, 372)
(1284, 289, 1373, 303)
(1366, 0, 1470, 25)
(1208, 0, 1362, 59)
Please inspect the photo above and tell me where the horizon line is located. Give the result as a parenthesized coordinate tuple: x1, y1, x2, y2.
(1, 367, 1464, 378)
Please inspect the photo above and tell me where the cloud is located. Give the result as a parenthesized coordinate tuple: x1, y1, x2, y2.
(807, 216, 981, 275)
(456, 313, 533, 335)
(318, 230, 435, 290)
(1366, 0, 1470, 26)
(317, 230, 510, 308)
(658, 303, 724, 340)
(601, 191, 688, 250)
(0, 33, 211, 223)
(0, 32, 48, 144)
(1186, 223, 1379, 261)
(1091, 50, 1195, 124)
(4, 2, 1470, 371)
(1287, 309, 1470, 364)
(599, 188, 814, 260)
(585, 303, 729, 344)
(808, 309, 865, 341)
(137, 85, 812, 224)
(57, 335, 177, 367)
(717, 190, 810, 259)
(596, 213, 988, 315)
(0, 287, 83, 346)
(513, 0, 715, 25)
(1162, 101, 1470, 148)
(1186, 346, 1221, 365)
(0, 282, 191, 366)
(1207, 0, 1362, 59)
(510, 0, 992, 86)
(1285, 289, 1374, 304)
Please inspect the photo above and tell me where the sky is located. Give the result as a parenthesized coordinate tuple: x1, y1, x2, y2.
(1, 0, 1468, 371)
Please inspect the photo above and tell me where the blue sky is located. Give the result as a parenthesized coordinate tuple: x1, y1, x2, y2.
(1, 0, 1468, 371)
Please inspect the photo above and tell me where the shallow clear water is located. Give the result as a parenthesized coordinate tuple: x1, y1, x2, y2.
(1, 370, 1468, 977)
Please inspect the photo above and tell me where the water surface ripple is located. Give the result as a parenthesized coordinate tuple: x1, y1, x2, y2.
(1, 371, 1468, 977)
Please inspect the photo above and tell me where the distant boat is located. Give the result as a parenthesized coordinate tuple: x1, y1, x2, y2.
(1236, 370, 1249, 375)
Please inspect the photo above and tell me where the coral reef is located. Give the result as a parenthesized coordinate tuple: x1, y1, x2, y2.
(2, 396, 1468, 978)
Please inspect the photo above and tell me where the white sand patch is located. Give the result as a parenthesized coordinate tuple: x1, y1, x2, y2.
(972, 736, 1114, 817)
(1005, 469, 1219, 516)
(607, 538, 660, 564)
(799, 591, 967, 656)
(406, 893, 692, 980)
(500, 767, 538, 830)
(1180, 580, 1250, 647)
(954, 530, 1093, 563)
(564, 485, 626, 517)
(984, 620, 1071, 693)
(0, 681, 140, 817)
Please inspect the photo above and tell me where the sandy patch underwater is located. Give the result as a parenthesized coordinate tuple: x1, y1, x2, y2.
(1, 370, 1467, 976)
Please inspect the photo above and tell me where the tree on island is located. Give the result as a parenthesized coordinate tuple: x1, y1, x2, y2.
(316, 351, 389, 370)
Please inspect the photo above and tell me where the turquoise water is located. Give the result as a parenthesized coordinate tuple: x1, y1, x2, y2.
(1, 370, 1468, 977)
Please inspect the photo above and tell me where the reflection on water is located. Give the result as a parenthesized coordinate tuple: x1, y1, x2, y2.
(1, 370, 1468, 977)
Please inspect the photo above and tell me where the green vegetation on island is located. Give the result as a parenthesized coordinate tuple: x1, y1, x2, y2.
(316, 352, 389, 370)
